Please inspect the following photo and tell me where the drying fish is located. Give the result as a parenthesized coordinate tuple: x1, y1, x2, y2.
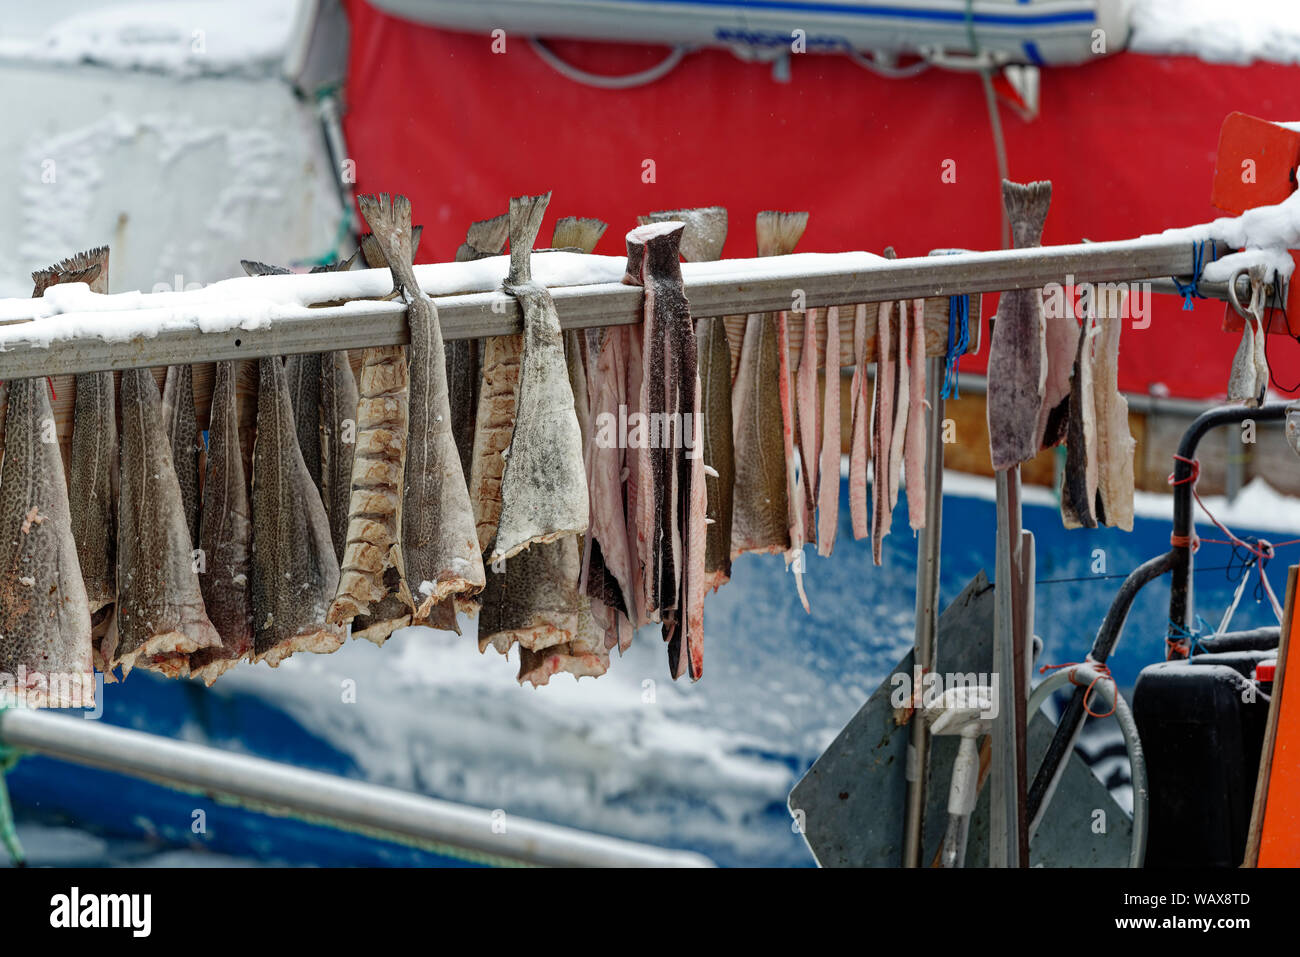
(730, 211, 807, 559)
(644, 206, 733, 591)
(553, 215, 608, 451)
(1037, 282, 1076, 449)
(871, 300, 896, 565)
(624, 221, 707, 679)
(0, 336, 94, 706)
(359, 193, 485, 620)
(817, 305, 841, 556)
(321, 350, 358, 565)
(114, 369, 221, 678)
(329, 227, 419, 634)
(191, 360, 253, 684)
(162, 364, 201, 545)
(516, 597, 609, 687)
(848, 303, 871, 540)
(447, 213, 510, 485)
(904, 298, 928, 531)
(796, 306, 820, 541)
(251, 356, 343, 665)
(987, 180, 1052, 470)
(480, 535, 581, 656)
(47, 250, 117, 667)
(1091, 286, 1136, 531)
(888, 300, 910, 513)
(1228, 267, 1270, 408)
(1061, 314, 1100, 529)
(488, 193, 588, 566)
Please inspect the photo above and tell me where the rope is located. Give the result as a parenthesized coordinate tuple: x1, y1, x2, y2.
(847, 49, 931, 79)
(1170, 240, 1216, 311)
(0, 703, 25, 866)
(941, 293, 970, 399)
(1038, 659, 1116, 719)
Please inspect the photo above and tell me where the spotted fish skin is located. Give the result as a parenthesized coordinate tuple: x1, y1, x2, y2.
(321, 350, 358, 566)
(69, 370, 117, 614)
(284, 353, 324, 495)
(114, 369, 221, 678)
(162, 364, 201, 545)
(0, 378, 94, 708)
(187, 360, 254, 684)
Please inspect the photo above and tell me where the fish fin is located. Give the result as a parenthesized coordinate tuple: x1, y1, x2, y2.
(357, 193, 417, 292)
(32, 260, 102, 296)
(639, 207, 727, 262)
(1001, 180, 1052, 248)
(240, 260, 291, 277)
(505, 192, 552, 286)
(309, 250, 359, 273)
(756, 210, 810, 257)
(551, 216, 608, 254)
(466, 212, 510, 255)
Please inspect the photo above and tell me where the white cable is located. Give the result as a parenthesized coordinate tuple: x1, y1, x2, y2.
(1027, 663, 1148, 868)
(528, 38, 689, 89)
(847, 49, 931, 79)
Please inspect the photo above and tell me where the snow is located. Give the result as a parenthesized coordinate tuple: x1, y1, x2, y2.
(1158, 187, 1300, 283)
(1130, 1, 1300, 66)
(0, 1, 301, 77)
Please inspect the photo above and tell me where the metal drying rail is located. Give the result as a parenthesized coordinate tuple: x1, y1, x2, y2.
(0, 707, 713, 868)
(0, 235, 1236, 380)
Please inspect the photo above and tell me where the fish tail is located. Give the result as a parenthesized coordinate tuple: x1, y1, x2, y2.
(1002, 180, 1052, 248)
(506, 192, 552, 286)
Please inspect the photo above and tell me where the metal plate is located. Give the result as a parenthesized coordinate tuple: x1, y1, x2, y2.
(789, 571, 1131, 867)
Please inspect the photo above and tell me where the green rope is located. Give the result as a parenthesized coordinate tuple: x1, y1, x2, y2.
(0, 703, 26, 866)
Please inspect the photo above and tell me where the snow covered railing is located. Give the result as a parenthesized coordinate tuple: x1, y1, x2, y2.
(0, 236, 1237, 379)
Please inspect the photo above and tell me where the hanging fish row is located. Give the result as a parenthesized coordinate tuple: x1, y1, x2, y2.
(0, 195, 956, 706)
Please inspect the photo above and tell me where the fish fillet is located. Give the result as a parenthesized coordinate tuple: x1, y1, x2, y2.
(114, 369, 221, 678)
(191, 360, 253, 684)
(904, 298, 928, 531)
(0, 377, 94, 708)
(796, 306, 820, 539)
(817, 305, 841, 556)
(1036, 286, 1075, 449)
(986, 180, 1052, 470)
(888, 300, 910, 512)
(1091, 287, 1136, 531)
(871, 301, 895, 566)
(282, 353, 323, 495)
(848, 303, 871, 540)
(1061, 317, 1100, 530)
(251, 356, 344, 665)
(358, 193, 484, 620)
(489, 193, 588, 565)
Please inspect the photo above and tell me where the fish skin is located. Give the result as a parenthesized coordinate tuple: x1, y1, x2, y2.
(848, 303, 871, 540)
(871, 301, 895, 566)
(357, 193, 485, 620)
(817, 305, 841, 556)
(1061, 317, 1099, 529)
(776, 306, 810, 612)
(191, 360, 253, 684)
(161, 364, 201, 546)
(625, 221, 707, 678)
(904, 299, 928, 531)
(1091, 287, 1136, 531)
(251, 356, 344, 665)
(114, 369, 221, 678)
(282, 353, 323, 495)
(321, 350, 358, 565)
(0, 378, 94, 708)
(328, 226, 418, 629)
(479, 536, 580, 654)
(469, 333, 522, 552)
(489, 193, 589, 565)
(796, 306, 820, 539)
(986, 180, 1052, 470)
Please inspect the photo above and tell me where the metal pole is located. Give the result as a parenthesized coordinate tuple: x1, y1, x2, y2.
(0, 236, 1227, 379)
(901, 356, 946, 867)
(0, 708, 713, 868)
(990, 467, 1023, 867)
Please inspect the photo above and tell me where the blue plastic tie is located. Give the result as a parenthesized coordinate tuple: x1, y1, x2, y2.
(941, 293, 970, 399)
(1167, 614, 1214, 655)
(1170, 240, 1217, 311)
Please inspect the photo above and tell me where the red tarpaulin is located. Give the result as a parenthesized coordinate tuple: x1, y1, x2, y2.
(341, 0, 1300, 399)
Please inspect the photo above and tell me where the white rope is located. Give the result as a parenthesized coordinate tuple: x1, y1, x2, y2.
(528, 38, 689, 89)
(847, 49, 931, 79)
